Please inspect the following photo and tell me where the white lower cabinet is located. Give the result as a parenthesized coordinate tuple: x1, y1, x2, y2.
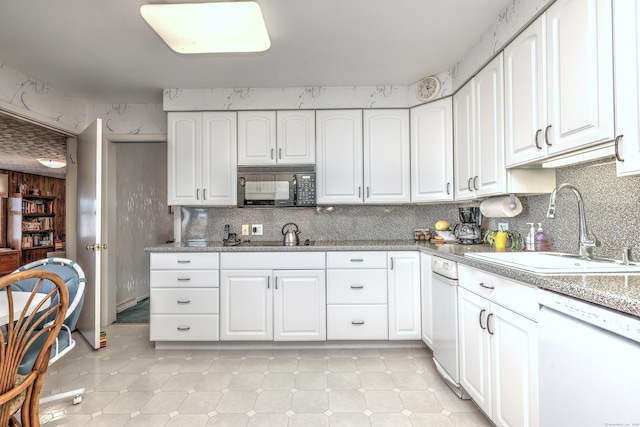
(326, 251, 388, 340)
(219, 252, 326, 341)
(387, 251, 421, 340)
(458, 266, 538, 427)
(149, 252, 220, 342)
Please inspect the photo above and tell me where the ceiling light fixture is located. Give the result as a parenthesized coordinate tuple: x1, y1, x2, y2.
(140, 1, 271, 54)
(38, 159, 66, 169)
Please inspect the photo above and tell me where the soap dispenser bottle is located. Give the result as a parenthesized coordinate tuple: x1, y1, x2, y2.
(534, 223, 549, 252)
(526, 223, 535, 251)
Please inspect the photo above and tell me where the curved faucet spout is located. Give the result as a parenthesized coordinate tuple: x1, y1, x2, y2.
(546, 183, 600, 258)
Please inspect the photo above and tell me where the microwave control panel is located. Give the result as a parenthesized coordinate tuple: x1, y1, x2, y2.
(296, 173, 316, 206)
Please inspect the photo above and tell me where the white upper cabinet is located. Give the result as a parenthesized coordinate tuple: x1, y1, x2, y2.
(238, 111, 315, 165)
(505, 0, 614, 167)
(613, 0, 640, 176)
(276, 111, 316, 165)
(237, 111, 276, 165)
(545, 0, 614, 155)
(167, 112, 237, 206)
(363, 110, 411, 203)
(454, 54, 506, 200)
(316, 110, 363, 204)
(504, 17, 547, 167)
(410, 98, 454, 202)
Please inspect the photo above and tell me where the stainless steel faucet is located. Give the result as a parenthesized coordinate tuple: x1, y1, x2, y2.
(546, 183, 600, 258)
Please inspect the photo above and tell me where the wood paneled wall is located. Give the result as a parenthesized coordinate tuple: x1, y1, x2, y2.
(0, 168, 66, 241)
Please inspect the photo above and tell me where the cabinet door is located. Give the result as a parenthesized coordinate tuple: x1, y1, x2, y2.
(316, 110, 364, 204)
(410, 98, 454, 202)
(167, 112, 201, 205)
(453, 81, 476, 200)
(420, 253, 433, 348)
(387, 252, 421, 340)
(474, 53, 506, 197)
(458, 288, 492, 417)
(276, 110, 316, 164)
(363, 110, 411, 203)
(504, 17, 547, 167)
(614, 0, 640, 176)
(220, 270, 273, 340)
(491, 303, 538, 427)
(273, 270, 326, 341)
(545, 0, 614, 154)
(237, 111, 276, 165)
(202, 112, 237, 205)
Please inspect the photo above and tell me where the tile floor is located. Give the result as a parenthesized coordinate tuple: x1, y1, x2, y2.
(39, 324, 492, 427)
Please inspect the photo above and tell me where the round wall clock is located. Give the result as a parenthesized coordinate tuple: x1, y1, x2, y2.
(416, 76, 441, 102)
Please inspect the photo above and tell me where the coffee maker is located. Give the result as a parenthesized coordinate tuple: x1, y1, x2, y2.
(453, 207, 483, 244)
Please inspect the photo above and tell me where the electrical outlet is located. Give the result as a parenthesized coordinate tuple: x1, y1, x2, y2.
(252, 224, 263, 235)
(498, 222, 509, 231)
(241, 224, 249, 236)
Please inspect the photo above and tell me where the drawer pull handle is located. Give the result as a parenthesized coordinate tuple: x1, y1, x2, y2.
(487, 313, 494, 335)
(177, 326, 191, 331)
(177, 277, 191, 281)
(177, 300, 191, 304)
(351, 320, 365, 325)
(177, 260, 191, 264)
(350, 285, 364, 289)
(350, 258, 364, 262)
(479, 282, 495, 290)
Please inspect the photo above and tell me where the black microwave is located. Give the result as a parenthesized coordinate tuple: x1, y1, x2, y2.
(237, 166, 316, 207)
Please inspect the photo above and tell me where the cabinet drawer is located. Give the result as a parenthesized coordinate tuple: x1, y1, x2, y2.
(150, 252, 219, 270)
(150, 271, 219, 288)
(459, 265, 538, 320)
(150, 288, 219, 314)
(327, 270, 387, 304)
(327, 305, 388, 340)
(150, 315, 219, 341)
(221, 252, 325, 269)
(326, 252, 387, 269)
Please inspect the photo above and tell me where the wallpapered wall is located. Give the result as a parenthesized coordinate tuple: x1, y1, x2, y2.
(181, 158, 640, 262)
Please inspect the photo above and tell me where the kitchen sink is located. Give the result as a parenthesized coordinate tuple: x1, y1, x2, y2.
(465, 252, 640, 275)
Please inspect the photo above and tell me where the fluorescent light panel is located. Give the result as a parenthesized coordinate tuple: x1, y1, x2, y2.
(541, 142, 615, 168)
(140, 2, 270, 54)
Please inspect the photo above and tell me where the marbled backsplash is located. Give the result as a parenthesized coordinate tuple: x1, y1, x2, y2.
(182, 158, 640, 261)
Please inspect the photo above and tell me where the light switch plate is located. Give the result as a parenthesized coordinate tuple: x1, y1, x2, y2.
(252, 224, 263, 235)
(241, 224, 249, 236)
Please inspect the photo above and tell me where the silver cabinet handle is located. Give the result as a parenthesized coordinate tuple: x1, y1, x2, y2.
(479, 308, 486, 330)
(267, 276, 270, 289)
(351, 320, 365, 325)
(177, 326, 191, 331)
(350, 258, 364, 262)
(467, 178, 473, 192)
(177, 299, 191, 304)
(366, 187, 370, 198)
(615, 135, 624, 162)
(177, 277, 191, 281)
(544, 125, 552, 146)
(350, 285, 364, 289)
(358, 186, 362, 198)
(177, 260, 191, 264)
(473, 176, 479, 191)
(487, 313, 494, 335)
(279, 148, 282, 159)
(480, 282, 495, 290)
(275, 277, 278, 290)
(271, 148, 274, 159)
(196, 188, 200, 200)
(203, 188, 207, 200)
(446, 182, 450, 195)
(390, 257, 394, 270)
(534, 129, 542, 149)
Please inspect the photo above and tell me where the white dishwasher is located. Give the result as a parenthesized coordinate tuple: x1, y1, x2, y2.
(538, 289, 640, 426)
(431, 256, 469, 399)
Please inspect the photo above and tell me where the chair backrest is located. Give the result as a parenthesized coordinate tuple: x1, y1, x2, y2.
(0, 270, 68, 425)
(14, 258, 86, 331)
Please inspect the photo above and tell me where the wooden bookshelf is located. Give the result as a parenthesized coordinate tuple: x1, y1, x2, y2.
(7, 194, 58, 264)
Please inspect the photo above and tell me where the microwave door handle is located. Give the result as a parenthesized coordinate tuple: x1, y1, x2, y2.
(292, 175, 297, 205)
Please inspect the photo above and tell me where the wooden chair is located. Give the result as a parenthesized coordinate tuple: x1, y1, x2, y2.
(0, 270, 68, 427)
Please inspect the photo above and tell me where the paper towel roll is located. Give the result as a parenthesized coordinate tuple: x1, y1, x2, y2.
(480, 196, 523, 218)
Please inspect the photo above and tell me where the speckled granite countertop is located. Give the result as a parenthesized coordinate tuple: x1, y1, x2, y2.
(146, 240, 640, 318)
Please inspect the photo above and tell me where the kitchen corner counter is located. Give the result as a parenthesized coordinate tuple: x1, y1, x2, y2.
(145, 241, 640, 318)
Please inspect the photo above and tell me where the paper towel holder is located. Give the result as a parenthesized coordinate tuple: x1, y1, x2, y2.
(508, 194, 516, 210)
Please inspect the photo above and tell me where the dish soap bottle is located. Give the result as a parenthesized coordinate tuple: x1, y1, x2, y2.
(534, 223, 549, 252)
(526, 223, 536, 251)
